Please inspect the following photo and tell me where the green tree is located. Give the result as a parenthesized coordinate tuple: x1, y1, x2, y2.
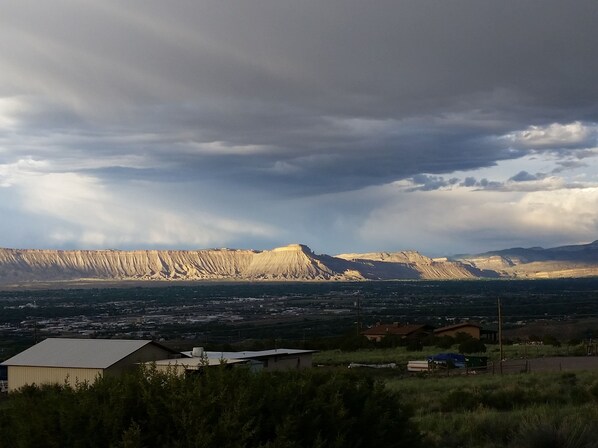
(435, 335, 455, 349)
(459, 339, 486, 354)
(454, 332, 474, 344)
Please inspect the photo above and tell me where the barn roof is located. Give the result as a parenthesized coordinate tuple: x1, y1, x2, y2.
(1, 338, 175, 369)
(152, 357, 248, 369)
(181, 348, 316, 360)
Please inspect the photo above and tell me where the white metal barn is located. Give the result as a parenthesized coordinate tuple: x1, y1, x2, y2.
(1, 338, 177, 392)
(181, 348, 316, 372)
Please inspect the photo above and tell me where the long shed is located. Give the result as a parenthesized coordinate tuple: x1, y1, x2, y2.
(181, 348, 316, 371)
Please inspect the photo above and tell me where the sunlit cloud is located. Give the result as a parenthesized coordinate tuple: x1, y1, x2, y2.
(6, 171, 279, 248)
(359, 185, 598, 255)
(504, 122, 598, 150)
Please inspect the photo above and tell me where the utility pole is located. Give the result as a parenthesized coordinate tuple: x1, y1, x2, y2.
(498, 298, 503, 375)
(356, 297, 361, 337)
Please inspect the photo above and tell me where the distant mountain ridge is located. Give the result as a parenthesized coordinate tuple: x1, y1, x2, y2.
(452, 240, 598, 278)
(0, 241, 597, 285)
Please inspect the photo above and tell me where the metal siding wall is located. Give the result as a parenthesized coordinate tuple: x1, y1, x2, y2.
(7, 366, 103, 392)
(265, 354, 313, 371)
(153, 363, 186, 375)
(301, 353, 313, 369)
(107, 344, 174, 374)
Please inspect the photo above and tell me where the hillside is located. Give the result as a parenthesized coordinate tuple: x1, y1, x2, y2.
(242, 244, 353, 280)
(1, 240, 598, 285)
(335, 251, 484, 280)
(453, 240, 598, 278)
(0, 244, 483, 284)
(0, 248, 256, 283)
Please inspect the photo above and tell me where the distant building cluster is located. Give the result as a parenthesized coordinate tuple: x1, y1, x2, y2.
(361, 321, 497, 342)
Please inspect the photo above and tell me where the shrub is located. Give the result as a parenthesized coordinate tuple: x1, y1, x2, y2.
(511, 415, 598, 448)
(454, 332, 474, 344)
(559, 373, 578, 387)
(0, 366, 422, 448)
(378, 334, 404, 349)
(458, 339, 486, 354)
(440, 388, 479, 412)
(435, 335, 455, 349)
(587, 379, 598, 401)
(543, 334, 561, 347)
(406, 339, 424, 352)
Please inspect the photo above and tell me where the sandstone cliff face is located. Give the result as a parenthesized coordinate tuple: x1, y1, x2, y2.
(0, 248, 256, 282)
(243, 244, 348, 280)
(0, 244, 478, 284)
(2, 240, 598, 284)
(335, 251, 480, 279)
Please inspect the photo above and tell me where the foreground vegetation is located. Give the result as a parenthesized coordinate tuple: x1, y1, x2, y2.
(4, 365, 598, 447)
(0, 366, 418, 448)
(387, 371, 598, 447)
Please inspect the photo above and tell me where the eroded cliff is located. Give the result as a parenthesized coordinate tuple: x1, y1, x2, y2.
(0, 244, 483, 284)
(2, 240, 598, 285)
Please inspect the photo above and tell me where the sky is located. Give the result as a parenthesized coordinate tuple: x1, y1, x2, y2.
(1, 0, 598, 256)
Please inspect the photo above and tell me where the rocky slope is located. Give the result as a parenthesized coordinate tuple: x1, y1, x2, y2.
(335, 251, 485, 279)
(0, 248, 257, 282)
(243, 244, 350, 280)
(0, 244, 483, 284)
(1, 241, 597, 284)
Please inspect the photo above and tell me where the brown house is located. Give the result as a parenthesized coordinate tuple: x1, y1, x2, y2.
(433, 322, 498, 342)
(434, 322, 481, 339)
(362, 322, 434, 342)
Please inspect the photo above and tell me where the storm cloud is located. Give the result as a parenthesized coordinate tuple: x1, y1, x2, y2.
(1, 1, 598, 254)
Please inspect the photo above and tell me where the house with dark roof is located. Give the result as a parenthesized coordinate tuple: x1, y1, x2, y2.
(362, 322, 434, 342)
(434, 322, 481, 339)
(1, 338, 179, 392)
(434, 322, 497, 342)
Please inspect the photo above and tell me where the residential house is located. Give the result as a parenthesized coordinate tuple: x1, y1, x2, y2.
(434, 322, 497, 341)
(362, 323, 434, 342)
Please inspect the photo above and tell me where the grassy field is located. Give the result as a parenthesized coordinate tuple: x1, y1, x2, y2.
(384, 371, 598, 447)
(313, 343, 588, 366)
(313, 341, 598, 447)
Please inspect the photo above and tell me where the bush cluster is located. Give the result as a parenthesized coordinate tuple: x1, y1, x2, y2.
(0, 366, 420, 448)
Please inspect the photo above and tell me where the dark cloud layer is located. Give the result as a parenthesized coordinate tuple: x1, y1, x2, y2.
(2, 1, 598, 195)
(2, 1, 598, 252)
(509, 171, 543, 182)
